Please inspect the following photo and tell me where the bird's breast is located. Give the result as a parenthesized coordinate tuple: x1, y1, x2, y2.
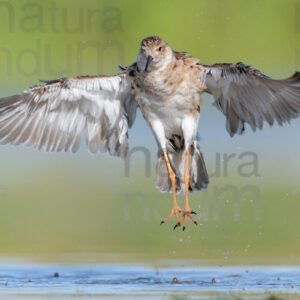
(132, 62, 204, 124)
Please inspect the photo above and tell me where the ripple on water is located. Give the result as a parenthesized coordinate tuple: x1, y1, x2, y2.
(0, 264, 299, 299)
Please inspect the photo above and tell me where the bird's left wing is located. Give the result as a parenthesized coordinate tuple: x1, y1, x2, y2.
(0, 74, 137, 158)
(201, 62, 300, 136)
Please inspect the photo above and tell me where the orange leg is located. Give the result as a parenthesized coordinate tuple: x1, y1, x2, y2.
(180, 149, 197, 231)
(160, 152, 183, 229)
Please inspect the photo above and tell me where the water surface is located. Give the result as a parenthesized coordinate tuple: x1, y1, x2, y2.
(0, 264, 299, 299)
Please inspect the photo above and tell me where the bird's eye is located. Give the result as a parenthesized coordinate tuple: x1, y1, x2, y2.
(158, 46, 162, 52)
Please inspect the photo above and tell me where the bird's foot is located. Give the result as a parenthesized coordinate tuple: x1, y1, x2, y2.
(179, 210, 198, 231)
(160, 205, 184, 229)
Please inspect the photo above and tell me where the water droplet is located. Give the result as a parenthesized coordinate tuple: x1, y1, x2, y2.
(226, 199, 230, 203)
(179, 238, 183, 243)
(244, 249, 248, 252)
(199, 223, 203, 226)
(172, 250, 176, 254)
(250, 199, 254, 203)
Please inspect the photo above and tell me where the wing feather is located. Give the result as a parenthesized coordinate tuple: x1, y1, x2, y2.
(202, 62, 300, 136)
(0, 74, 137, 158)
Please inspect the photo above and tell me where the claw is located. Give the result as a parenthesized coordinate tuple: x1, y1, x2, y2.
(173, 222, 180, 230)
(191, 211, 197, 215)
(193, 221, 198, 226)
(160, 220, 165, 225)
(182, 226, 186, 232)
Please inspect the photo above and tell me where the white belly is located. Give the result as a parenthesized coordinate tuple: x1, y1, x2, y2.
(136, 91, 199, 139)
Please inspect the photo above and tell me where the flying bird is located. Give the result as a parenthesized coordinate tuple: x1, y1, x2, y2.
(0, 36, 300, 230)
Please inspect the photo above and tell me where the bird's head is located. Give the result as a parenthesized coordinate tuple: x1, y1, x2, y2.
(137, 36, 173, 72)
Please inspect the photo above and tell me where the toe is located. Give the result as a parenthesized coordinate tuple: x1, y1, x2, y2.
(173, 222, 181, 230)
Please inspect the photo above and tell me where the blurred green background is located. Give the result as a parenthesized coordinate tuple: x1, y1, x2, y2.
(0, 0, 299, 265)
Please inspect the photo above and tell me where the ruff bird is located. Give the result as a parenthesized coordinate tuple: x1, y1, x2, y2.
(0, 36, 299, 230)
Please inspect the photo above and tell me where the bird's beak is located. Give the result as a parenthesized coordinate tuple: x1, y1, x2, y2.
(145, 56, 153, 72)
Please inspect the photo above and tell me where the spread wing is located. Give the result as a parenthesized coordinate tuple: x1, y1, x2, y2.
(202, 62, 300, 136)
(0, 74, 137, 158)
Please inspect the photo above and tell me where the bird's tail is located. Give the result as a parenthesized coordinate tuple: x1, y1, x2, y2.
(156, 142, 209, 193)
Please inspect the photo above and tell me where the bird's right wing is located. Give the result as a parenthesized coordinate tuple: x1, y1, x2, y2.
(0, 73, 137, 158)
